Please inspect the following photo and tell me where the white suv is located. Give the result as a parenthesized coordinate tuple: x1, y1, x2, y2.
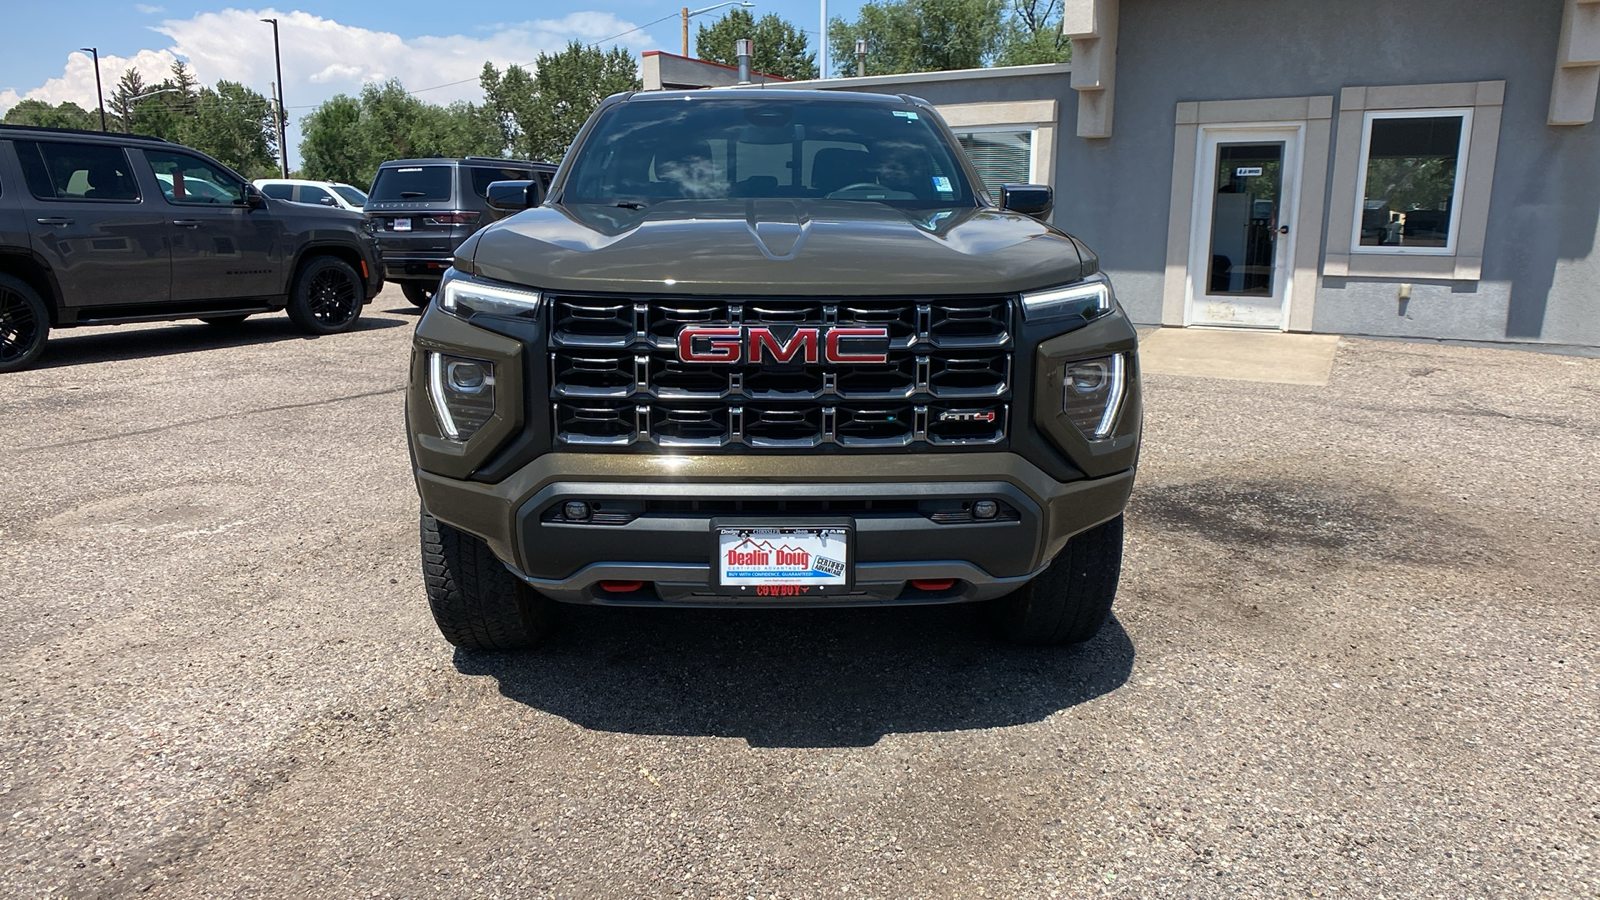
(253, 178, 368, 211)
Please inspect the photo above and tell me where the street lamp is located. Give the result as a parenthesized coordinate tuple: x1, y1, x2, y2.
(125, 87, 180, 133)
(260, 17, 289, 177)
(681, 1, 754, 58)
(79, 47, 107, 131)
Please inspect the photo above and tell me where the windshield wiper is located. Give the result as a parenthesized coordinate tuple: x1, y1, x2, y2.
(613, 201, 647, 210)
(399, 191, 427, 198)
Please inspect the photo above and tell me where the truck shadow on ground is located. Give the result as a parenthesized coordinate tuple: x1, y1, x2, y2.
(30, 313, 411, 370)
(454, 606, 1133, 748)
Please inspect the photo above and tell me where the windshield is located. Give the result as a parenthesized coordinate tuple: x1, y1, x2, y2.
(369, 166, 451, 202)
(331, 184, 367, 206)
(563, 97, 976, 208)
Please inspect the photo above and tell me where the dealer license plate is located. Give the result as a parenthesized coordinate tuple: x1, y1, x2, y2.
(716, 525, 850, 596)
(392, 217, 412, 232)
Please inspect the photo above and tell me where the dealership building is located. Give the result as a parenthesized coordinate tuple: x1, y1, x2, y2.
(646, 0, 1600, 349)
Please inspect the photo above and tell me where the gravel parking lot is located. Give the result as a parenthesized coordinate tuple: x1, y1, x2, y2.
(2, 288, 1596, 898)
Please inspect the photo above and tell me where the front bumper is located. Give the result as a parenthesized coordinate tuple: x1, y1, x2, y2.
(416, 452, 1133, 608)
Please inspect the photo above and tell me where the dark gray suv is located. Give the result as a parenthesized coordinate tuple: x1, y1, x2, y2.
(365, 157, 555, 308)
(0, 125, 383, 372)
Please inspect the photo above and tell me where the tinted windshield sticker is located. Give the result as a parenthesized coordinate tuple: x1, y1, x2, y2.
(894, 110, 920, 120)
(398, 167, 422, 172)
(932, 176, 953, 193)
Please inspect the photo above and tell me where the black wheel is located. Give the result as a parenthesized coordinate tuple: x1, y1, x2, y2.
(0, 274, 50, 373)
(401, 281, 436, 308)
(985, 515, 1124, 646)
(200, 314, 250, 327)
(286, 256, 363, 335)
(421, 511, 555, 651)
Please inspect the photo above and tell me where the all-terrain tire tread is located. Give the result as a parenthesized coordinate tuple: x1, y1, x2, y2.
(989, 515, 1123, 646)
(420, 512, 550, 651)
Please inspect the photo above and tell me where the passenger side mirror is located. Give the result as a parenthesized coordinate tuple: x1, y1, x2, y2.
(242, 182, 266, 209)
(485, 179, 545, 211)
(319, 195, 337, 206)
(998, 184, 1053, 220)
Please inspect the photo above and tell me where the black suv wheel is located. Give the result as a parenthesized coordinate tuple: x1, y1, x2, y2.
(401, 281, 436, 308)
(421, 512, 555, 651)
(985, 515, 1124, 646)
(0, 274, 49, 373)
(287, 256, 364, 334)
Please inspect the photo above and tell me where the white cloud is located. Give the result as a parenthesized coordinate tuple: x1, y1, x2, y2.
(2, 8, 658, 123)
(136, 4, 166, 13)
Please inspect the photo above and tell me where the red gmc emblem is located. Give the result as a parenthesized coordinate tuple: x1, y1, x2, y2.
(677, 326, 890, 364)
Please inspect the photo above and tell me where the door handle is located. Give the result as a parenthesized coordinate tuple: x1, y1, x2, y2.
(36, 217, 74, 226)
(173, 219, 202, 227)
(1278, 225, 1290, 235)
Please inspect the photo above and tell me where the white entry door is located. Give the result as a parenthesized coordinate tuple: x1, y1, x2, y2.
(1187, 125, 1303, 329)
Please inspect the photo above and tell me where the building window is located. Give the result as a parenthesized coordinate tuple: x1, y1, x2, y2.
(1353, 110, 1471, 255)
(954, 129, 1034, 193)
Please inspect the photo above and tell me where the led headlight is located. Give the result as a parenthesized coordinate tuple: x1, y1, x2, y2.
(1061, 353, 1126, 440)
(440, 274, 543, 318)
(428, 352, 496, 441)
(1021, 274, 1114, 324)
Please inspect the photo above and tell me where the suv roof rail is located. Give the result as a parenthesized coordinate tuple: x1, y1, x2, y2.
(460, 155, 555, 167)
(0, 123, 170, 143)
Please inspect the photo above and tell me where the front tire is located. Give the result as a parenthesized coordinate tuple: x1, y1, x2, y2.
(0, 274, 50, 373)
(985, 515, 1124, 646)
(286, 256, 363, 335)
(401, 281, 436, 308)
(421, 512, 554, 651)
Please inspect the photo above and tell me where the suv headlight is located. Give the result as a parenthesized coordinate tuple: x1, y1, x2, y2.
(1061, 353, 1126, 440)
(1021, 274, 1114, 324)
(428, 352, 496, 441)
(440, 273, 543, 318)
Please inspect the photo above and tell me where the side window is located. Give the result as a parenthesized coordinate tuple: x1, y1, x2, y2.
(144, 150, 244, 205)
(469, 166, 532, 199)
(14, 140, 141, 202)
(537, 171, 554, 190)
(298, 184, 334, 206)
(260, 183, 294, 200)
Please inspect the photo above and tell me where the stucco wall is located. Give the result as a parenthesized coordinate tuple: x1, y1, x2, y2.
(822, 0, 1599, 346)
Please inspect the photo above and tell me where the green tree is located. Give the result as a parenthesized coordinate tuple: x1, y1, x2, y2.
(298, 80, 503, 189)
(696, 10, 819, 80)
(996, 0, 1071, 65)
(481, 43, 640, 162)
(180, 80, 277, 177)
(829, 0, 1004, 76)
(2, 99, 97, 130)
(109, 68, 146, 132)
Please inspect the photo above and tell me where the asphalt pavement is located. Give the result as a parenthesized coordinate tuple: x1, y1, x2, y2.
(1, 288, 1596, 898)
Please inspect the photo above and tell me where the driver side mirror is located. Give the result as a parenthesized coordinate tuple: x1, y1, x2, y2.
(998, 184, 1053, 220)
(486, 179, 545, 211)
(242, 182, 266, 209)
(318, 195, 337, 206)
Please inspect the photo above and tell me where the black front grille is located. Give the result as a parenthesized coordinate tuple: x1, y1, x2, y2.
(549, 294, 1013, 450)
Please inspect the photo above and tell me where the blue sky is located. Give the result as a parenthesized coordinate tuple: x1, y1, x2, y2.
(2, 1, 861, 146)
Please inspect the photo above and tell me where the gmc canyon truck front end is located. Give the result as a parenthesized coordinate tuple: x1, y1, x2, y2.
(407, 89, 1140, 650)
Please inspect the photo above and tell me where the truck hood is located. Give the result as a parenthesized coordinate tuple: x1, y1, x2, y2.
(465, 200, 1088, 295)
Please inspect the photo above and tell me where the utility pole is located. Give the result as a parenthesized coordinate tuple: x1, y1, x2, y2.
(260, 17, 289, 177)
(80, 48, 107, 130)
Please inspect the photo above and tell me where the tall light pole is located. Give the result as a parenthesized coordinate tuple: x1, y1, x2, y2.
(820, 1, 828, 79)
(79, 48, 107, 130)
(260, 17, 289, 177)
(680, 1, 754, 58)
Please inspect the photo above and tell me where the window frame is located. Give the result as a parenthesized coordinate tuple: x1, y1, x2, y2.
(16, 140, 143, 204)
(1323, 81, 1504, 282)
(951, 126, 1039, 195)
(144, 149, 245, 207)
(1349, 107, 1474, 258)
